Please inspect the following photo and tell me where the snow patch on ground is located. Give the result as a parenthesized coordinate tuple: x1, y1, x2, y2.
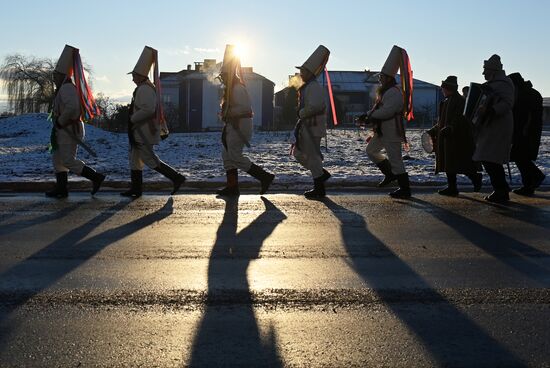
(1, 114, 549, 186)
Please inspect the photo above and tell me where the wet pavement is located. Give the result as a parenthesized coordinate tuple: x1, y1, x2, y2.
(1, 191, 549, 367)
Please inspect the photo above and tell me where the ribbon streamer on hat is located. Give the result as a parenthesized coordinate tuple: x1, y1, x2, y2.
(72, 49, 100, 122)
(152, 49, 166, 126)
(399, 48, 414, 121)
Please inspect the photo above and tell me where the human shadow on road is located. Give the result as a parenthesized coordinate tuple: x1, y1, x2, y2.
(0, 202, 81, 237)
(0, 198, 174, 352)
(410, 197, 550, 281)
(188, 196, 286, 367)
(461, 195, 550, 231)
(321, 197, 526, 367)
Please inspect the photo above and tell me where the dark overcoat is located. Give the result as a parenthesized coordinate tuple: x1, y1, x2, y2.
(429, 92, 480, 174)
(510, 79, 543, 162)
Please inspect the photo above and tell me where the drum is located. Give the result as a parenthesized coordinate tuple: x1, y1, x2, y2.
(421, 131, 434, 153)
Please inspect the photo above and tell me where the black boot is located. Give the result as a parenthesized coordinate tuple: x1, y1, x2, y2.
(468, 172, 483, 192)
(319, 169, 331, 182)
(513, 169, 545, 196)
(81, 165, 106, 195)
(247, 163, 275, 194)
(485, 190, 510, 203)
(304, 176, 326, 199)
(376, 160, 396, 187)
(216, 169, 239, 196)
(438, 173, 458, 196)
(45, 172, 68, 198)
(482, 162, 510, 203)
(512, 186, 535, 196)
(120, 170, 142, 198)
(390, 173, 411, 199)
(154, 162, 186, 195)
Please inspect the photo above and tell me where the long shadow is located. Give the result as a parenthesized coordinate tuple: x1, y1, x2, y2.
(0, 202, 81, 237)
(321, 197, 526, 367)
(461, 195, 550, 231)
(188, 196, 287, 367)
(411, 197, 550, 281)
(0, 198, 174, 351)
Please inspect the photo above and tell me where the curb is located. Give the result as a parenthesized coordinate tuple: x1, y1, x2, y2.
(1, 181, 548, 193)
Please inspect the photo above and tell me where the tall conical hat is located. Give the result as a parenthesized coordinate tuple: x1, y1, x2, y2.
(129, 46, 156, 76)
(55, 44, 77, 75)
(381, 45, 403, 76)
(296, 45, 330, 77)
(220, 44, 239, 74)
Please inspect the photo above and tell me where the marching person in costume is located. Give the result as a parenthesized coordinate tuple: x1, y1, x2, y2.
(428, 76, 482, 196)
(292, 45, 331, 199)
(46, 45, 105, 198)
(360, 45, 414, 199)
(121, 46, 186, 198)
(216, 44, 275, 196)
(508, 72, 546, 196)
(472, 54, 515, 203)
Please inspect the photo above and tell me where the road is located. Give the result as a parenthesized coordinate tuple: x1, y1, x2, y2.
(1, 190, 549, 367)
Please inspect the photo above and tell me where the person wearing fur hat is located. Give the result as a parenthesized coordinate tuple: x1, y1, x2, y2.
(46, 45, 106, 198)
(292, 45, 331, 199)
(508, 72, 546, 196)
(120, 46, 186, 198)
(215, 44, 275, 196)
(428, 76, 482, 196)
(361, 46, 412, 199)
(472, 54, 515, 202)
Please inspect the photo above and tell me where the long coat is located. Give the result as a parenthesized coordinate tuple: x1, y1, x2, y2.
(130, 80, 160, 145)
(472, 71, 515, 164)
(510, 80, 543, 162)
(298, 80, 327, 138)
(225, 82, 253, 133)
(370, 86, 405, 143)
(53, 82, 84, 144)
(428, 92, 479, 174)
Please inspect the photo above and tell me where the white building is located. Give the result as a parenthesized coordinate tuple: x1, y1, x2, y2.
(161, 60, 275, 132)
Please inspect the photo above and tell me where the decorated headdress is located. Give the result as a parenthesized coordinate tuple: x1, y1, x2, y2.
(220, 44, 245, 121)
(55, 44, 100, 122)
(296, 45, 330, 77)
(381, 45, 414, 121)
(130, 46, 166, 130)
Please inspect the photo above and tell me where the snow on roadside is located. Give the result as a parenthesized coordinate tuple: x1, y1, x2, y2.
(1, 114, 548, 186)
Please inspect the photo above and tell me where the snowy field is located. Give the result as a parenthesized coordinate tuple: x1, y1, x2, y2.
(1, 113, 549, 186)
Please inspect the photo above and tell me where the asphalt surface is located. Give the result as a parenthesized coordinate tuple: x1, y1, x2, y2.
(0, 190, 550, 367)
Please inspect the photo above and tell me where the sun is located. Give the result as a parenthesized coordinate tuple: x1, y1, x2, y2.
(233, 43, 248, 61)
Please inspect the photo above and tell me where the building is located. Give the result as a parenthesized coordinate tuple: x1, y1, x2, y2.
(274, 70, 442, 130)
(160, 59, 274, 132)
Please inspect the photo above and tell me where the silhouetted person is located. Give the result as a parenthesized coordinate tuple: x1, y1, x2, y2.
(428, 76, 481, 196)
(472, 54, 515, 202)
(216, 45, 275, 196)
(121, 46, 185, 198)
(292, 45, 331, 199)
(46, 44, 105, 198)
(508, 72, 546, 196)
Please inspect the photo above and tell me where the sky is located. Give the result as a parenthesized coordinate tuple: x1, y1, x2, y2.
(0, 0, 549, 107)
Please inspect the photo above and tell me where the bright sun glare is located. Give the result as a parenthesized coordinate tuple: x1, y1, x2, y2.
(233, 43, 248, 60)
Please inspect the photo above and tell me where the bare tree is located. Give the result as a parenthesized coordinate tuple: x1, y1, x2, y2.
(91, 92, 115, 127)
(0, 53, 94, 116)
(0, 54, 56, 114)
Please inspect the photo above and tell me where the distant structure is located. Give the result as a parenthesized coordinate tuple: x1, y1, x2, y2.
(160, 59, 274, 132)
(275, 70, 442, 130)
